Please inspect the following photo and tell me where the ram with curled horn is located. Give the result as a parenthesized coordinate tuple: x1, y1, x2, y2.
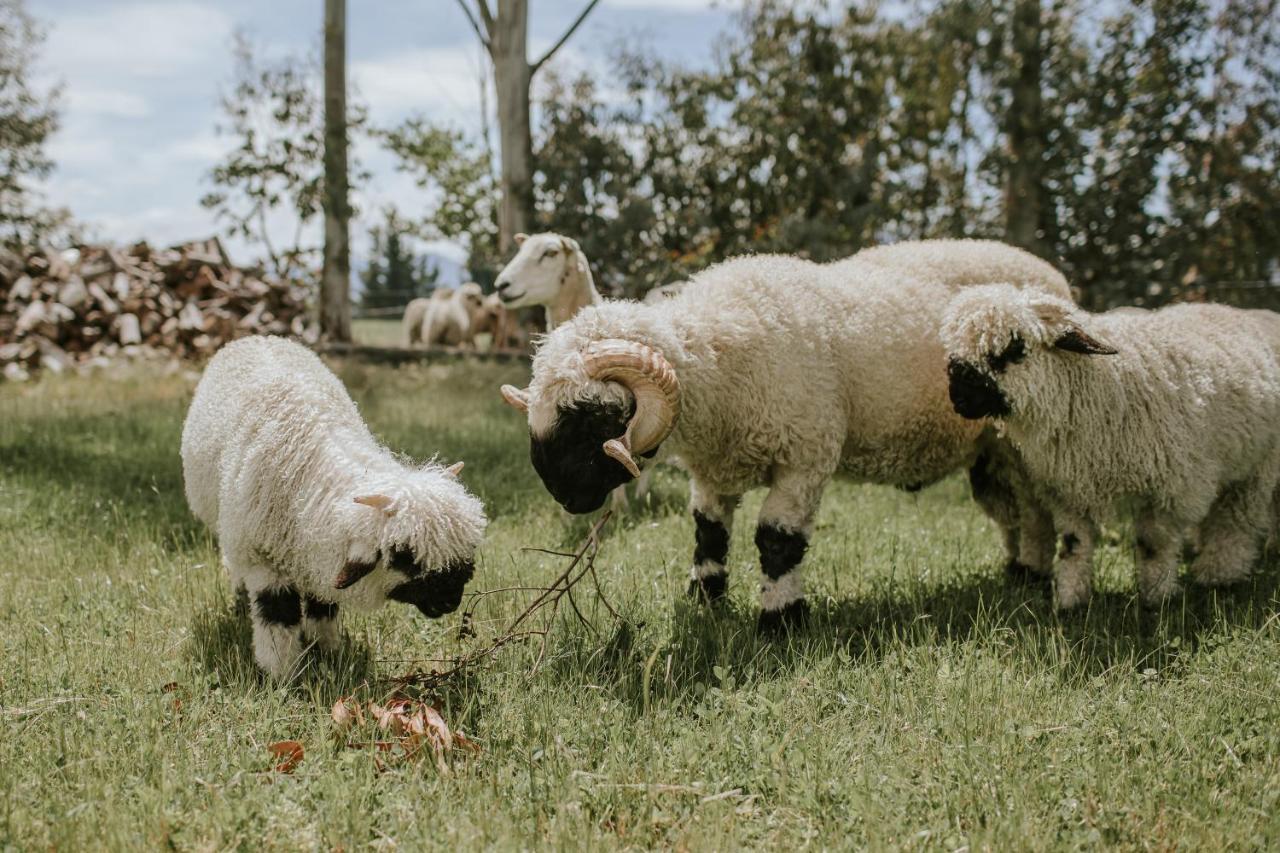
(502, 241, 1076, 633)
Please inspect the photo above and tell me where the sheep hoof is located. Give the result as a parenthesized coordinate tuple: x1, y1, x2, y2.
(1004, 560, 1051, 589)
(687, 573, 728, 603)
(757, 599, 809, 635)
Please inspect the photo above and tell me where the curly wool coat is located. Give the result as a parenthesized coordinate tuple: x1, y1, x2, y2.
(518, 241, 1071, 625)
(181, 336, 487, 675)
(942, 284, 1280, 609)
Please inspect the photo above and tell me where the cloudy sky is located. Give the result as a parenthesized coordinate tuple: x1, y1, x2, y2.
(34, 0, 733, 270)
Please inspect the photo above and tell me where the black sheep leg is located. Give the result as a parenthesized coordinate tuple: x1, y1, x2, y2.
(687, 482, 739, 602)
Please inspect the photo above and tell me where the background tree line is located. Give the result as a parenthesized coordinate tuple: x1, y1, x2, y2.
(399, 0, 1280, 309)
(2, 0, 1277, 319)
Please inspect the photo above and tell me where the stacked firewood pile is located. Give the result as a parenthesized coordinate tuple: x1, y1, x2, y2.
(0, 238, 317, 380)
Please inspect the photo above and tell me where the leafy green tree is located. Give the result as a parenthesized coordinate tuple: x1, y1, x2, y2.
(1165, 0, 1280, 305)
(381, 119, 500, 285)
(202, 32, 366, 281)
(0, 0, 69, 248)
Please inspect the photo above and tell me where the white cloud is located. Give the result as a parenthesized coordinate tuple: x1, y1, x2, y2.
(65, 88, 151, 119)
(351, 45, 489, 131)
(603, 0, 721, 9)
(46, 2, 234, 81)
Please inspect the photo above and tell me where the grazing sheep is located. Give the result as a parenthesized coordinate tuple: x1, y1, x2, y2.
(500, 242, 1071, 630)
(493, 233, 602, 328)
(942, 284, 1280, 609)
(181, 336, 487, 677)
(403, 297, 432, 347)
(420, 283, 486, 348)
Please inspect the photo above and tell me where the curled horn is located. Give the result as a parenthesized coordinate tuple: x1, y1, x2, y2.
(500, 384, 530, 413)
(581, 340, 680, 479)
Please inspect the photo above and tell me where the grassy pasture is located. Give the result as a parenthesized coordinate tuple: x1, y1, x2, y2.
(1, 357, 1279, 850)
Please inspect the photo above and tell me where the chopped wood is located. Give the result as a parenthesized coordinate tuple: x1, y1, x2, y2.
(0, 238, 319, 379)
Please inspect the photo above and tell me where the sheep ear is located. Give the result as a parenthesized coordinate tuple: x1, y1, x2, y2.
(561, 237, 587, 273)
(334, 556, 378, 590)
(500, 384, 530, 413)
(353, 494, 397, 515)
(444, 461, 464, 477)
(514, 232, 528, 246)
(1054, 326, 1118, 356)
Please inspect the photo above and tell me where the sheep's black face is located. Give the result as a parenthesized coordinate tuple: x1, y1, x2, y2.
(386, 545, 475, 618)
(948, 358, 1011, 419)
(530, 398, 636, 514)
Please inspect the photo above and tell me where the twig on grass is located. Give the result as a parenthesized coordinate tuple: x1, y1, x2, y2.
(388, 511, 623, 690)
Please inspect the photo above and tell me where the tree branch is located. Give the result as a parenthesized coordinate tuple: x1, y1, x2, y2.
(531, 0, 602, 74)
(452, 0, 491, 51)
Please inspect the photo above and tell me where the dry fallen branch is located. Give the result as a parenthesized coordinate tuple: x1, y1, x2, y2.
(389, 511, 624, 690)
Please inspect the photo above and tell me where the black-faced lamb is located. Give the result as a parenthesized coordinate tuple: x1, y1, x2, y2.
(942, 284, 1280, 609)
(181, 336, 487, 677)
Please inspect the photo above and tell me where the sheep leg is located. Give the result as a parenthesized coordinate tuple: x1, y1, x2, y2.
(1051, 512, 1097, 611)
(246, 579, 305, 679)
(1135, 512, 1184, 607)
(1017, 498, 1056, 579)
(302, 595, 341, 653)
(687, 482, 739, 603)
(755, 469, 826, 632)
(967, 445, 1026, 577)
(1191, 480, 1271, 587)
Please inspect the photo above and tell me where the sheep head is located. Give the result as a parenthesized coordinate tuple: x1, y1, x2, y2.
(500, 339, 681, 513)
(493, 232, 588, 311)
(941, 283, 1117, 421)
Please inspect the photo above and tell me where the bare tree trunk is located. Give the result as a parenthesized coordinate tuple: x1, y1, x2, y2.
(321, 0, 352, 341)
(1004, 0, 1049, 257)
(453, 0, 600, 255)
(490, 0, 533, 255)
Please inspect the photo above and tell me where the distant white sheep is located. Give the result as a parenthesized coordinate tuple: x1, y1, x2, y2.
(181, 336, 487, 677)
(942, 285, 1280, 609)
(403, 297, 432, 347)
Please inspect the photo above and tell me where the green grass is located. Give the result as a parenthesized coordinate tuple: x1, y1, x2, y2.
(2, 359, 1280, 850)
(353, 318, 404, 348)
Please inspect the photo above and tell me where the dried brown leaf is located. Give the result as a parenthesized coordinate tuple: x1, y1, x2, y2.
(268, 740, 304, 773)
(331, 697, 362, 730)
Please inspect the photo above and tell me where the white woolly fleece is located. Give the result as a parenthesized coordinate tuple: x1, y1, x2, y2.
(525, 242, 1070, 513)
(181, 336, 488, 611)
(848, 239, 1072, 302)
(941, 285, 1280, 525)
(942, 285, 1280, 605)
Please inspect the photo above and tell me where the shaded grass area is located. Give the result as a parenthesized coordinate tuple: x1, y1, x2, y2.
(1, 359, 1279, 849)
